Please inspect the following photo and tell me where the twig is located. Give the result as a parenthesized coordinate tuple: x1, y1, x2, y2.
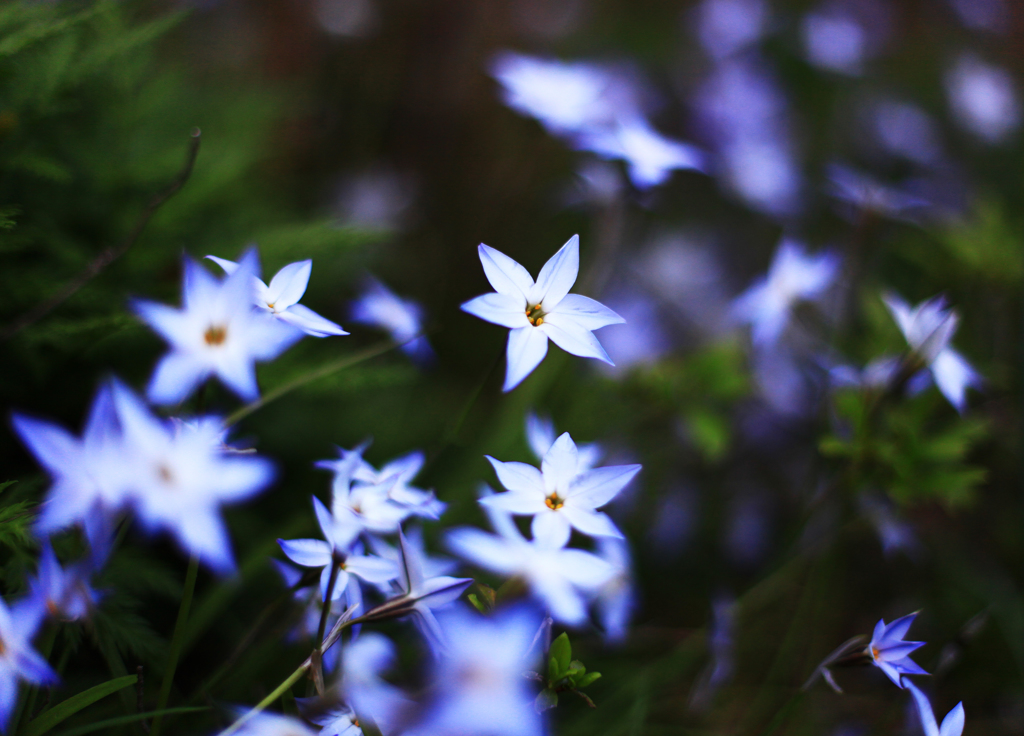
(1, 129, 202, 341)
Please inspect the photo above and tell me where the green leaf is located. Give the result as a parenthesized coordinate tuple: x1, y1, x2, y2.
(23, 674, 138, 736)
(549, 633, 572, 677)
(467, 594, 487, 613)
(567, 660, 586, 677)
(534, 689, 559, 713)
(576, 672, 602, 688)
(51, 706, 209, 736)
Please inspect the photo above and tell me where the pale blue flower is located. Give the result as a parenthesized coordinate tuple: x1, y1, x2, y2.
(110, 380, 275, 573)
(350, 276, 433, 364)
(378, 528, 473, 650)
(461, 235, 624, 391)
(206, 255, 348, 337)
(868, 612, 928, 688)
(278, 496, 398, 601)
(946, 53, 1021, 144)
(12, 382, 126, 547)
(350, 450, 445, 520)
(481, 432, 639, 548)
(574, 117, 706, 189)
(594, 537, 634, 643)
(0, 597, 58, 733)
(23, 542, 98, 626)
(883, 293, 981, 412)
(134, 247, 303, 404)
(907, 682, 965, 736)
(229, 711, 318, 736)
(525, 413, 601, 471)
(340, 633, 411, 732)
(732, 239, 839, 346)
(826, 164, 930, 220)
(408, 604, 544, 736)
(447, 490, 614, 626)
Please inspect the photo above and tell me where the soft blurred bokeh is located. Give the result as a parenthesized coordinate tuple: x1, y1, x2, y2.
(1, 0, 1023, 733)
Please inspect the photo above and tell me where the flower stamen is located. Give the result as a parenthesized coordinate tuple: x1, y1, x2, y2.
(203, 325, 227, 345)
(526, 304, 545, 326)
(544, 493, 564, 510)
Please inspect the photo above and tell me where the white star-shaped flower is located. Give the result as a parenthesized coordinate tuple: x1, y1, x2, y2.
(732, 239, 839, 346)
(575, 117, 707, 189)
(108, 380, 276, 573)
(883, 292, 981, 412)
(461, 235, 624, 391)
(207, 255, 348, 337)
(446, 494, 614, 626)
(480, 432, 639, 548)
(134, 248, 303, 404)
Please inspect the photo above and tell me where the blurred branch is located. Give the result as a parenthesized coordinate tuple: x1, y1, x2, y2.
(1, 128, 202, 341)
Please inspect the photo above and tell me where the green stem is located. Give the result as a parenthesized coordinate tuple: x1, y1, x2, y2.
(224, 338, 406, 427)
(215, 664, 309, 736)
(16, 625, 58, 732)
(150, 553, 199, 736)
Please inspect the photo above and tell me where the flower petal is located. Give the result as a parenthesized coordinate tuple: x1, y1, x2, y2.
(278, 303, 349, 337)
(478, 244, 534, 300)
(531, 512, 572, 549)
(445, 527, 520, 575)
(147, 353, 210, 405)
(548, 294, 624, 331)
(939, 702, 965, 736)
(932, 349, 979, 413)
(204, 255, 240, 275)
(479, 491, 547, 515)
(346, 555, 399, 584)
(461, 293, 530, 328)
(539, 319, 612, 364)
(503, 327, 549, 391)
(908, 682, 940, 736)
(569, 464, 641, 508)
(265, 260, 312, 309)
(560, 506, 623, 539)
(541, 433, 578, 492)
(485, 457, 545, 495)
(533, 234, 579, 310)
(279, 538, 333, 568)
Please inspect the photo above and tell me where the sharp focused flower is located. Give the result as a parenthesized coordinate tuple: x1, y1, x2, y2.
(883, 292, 981, 412)
(0, 597, 58, 733)
(446, 492, 615, 626)
(278, 496, 399, 601)
(134, 247, 303, 404)
(480, 432, 640, 548)
(407, 604, 544, 736)
(350, 276, 433, 364)
(206, 255, 348, 337)
(732, 239, 839, 346)
(110, 380, 275, 573)
(461, 235, 625, 391)
(867, 612, 928, 688)
(907, 681, 965, 736)
(575, 117, 706, 189)
(12, 382, 126, 547)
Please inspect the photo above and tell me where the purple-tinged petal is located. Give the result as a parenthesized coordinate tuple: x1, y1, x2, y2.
(538, 319, 612, 364)
(485, 457, 545, 495)
(503, 327, 548, 391)
(939, 702, 965, 736)
(569, 464, 641, 508)
(908, 682, 940, 736)
(265, 260, 311, 309)
(478, 244, 534, 300)
(146, 353, 210, 406)
(479, 491, 547, 515)
(346, 555, 399, 584)
(547, 294, 624, 331)
(445, 527, 519, 575)
(532, 234, 579, 310)
(531, 512, 572, 549)
(277, 304, 348, 337)
(561, 506, 623, 539)
(279, 538, 333, 568)
(461, 293, 531, 328)
(541, 433, 579, 491)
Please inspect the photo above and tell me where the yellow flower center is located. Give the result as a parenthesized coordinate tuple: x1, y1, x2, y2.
(871, 646, 880, 661)
(545, 493, 565, 510)
(526, 304, 545, 326)
(203, 325, 227, 345)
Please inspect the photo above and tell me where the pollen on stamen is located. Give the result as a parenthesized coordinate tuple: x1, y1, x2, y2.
(204, 325, 227, 345)
(871, 646, 880, 660)
(545, 493, 564, 510)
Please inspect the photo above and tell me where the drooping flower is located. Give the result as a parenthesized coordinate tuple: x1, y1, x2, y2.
(134, 247, 303, 404)
(574, 117, 706, 188)
(350, 276, 433, 364)
(407, 604, 544, 736)
(907, 681, 965, 736)
(362, 528, 473, 650)
(867, 612, 928, 688)
(732, 239, 840, 346)
(0, 597, 58, 733)
(12, 382, 126, 548)
(206, 255, 348, 337)
(461, 235, 624, 391)
(110, 380, 275, 573)
(480, 432, 640, 548)
(446, 491, 614, 626)
(278, 496, 398, 601)
(883, 292, 981, 411)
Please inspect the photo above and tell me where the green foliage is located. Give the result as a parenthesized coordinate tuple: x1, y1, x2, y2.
(536, 633, 602, 712)
(821, 389, 989, 507)
(23, 674, 139, 736)
(936, 199, 1024, 283)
